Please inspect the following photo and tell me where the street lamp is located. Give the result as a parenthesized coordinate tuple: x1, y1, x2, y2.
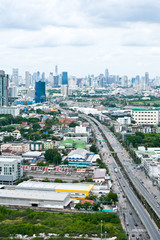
(101, 220, 103, 240)
(105, 231, 107, 240)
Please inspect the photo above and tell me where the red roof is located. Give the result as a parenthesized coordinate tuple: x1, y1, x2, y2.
(59, 118, 77, 125)
(80, 200, 94, 205)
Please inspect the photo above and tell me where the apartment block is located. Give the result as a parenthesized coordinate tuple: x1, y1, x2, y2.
(132, 108, 159, 125)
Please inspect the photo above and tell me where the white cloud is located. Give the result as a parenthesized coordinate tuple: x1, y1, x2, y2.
(0, 0, 160, 77)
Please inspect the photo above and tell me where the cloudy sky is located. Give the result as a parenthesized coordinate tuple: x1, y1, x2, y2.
(0, 0, 160, 78)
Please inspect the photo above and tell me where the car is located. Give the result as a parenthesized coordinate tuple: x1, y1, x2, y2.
(126, 223, 129, 226)
(135, 223, 138, 227)
(123, 195, 125, 198)
(129, 212, 132, 215)
(132, 234, 135, 237)
(123, 185, 125, 187)
(119, 177, 121, 179)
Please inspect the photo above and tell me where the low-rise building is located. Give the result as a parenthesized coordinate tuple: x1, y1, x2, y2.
(0, 156, 23, 184)
(0, 143, 29, 154)
(0, 189, 70, 209)
(93, 169, 106, 183)
(132, 108, 159, 125)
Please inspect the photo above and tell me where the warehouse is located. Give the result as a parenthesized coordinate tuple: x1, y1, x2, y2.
(0, 189, 70, 209)
(16, 181, 94, 199)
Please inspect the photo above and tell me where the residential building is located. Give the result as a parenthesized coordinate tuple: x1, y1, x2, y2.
(0, 143, 30, 154)
(11, 130, 21, 139)
(35, 81, 46, 103)
(0, 106, 20, 116)
(117, 116, 131, 125)
(0, 156, 23, 184)
(0, 70, 9, 106)
(25, 71, 30, 88)
(132, 108, 159, 125)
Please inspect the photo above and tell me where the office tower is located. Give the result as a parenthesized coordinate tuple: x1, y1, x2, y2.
(53, 76, 59, 87)
(62, 72, 68, 85)
(49, 72, 53, 84)
(35, 81, 46, 103)
(55, 65, 58, 76)
(61, 72, 68, 97)
(12, 68, 19, 86)
(9, 84, 18, 98)
(105, 68, 109, 84)
(25, 71, 30, 88)
(42, 72, 45, 82)
(121, 76, 128, 87)
(0, 70, 9, 106)
(36, 71, 41, 82)
(145, 72, 149, 86)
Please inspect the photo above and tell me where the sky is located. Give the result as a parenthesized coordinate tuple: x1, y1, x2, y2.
(0, 0, 160, 78)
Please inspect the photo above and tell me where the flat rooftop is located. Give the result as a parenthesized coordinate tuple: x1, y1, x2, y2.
(0, 189, 69, 201)
(16, 181, 93, 192)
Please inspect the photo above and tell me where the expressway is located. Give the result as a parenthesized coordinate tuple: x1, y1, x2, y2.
(83, 115, 160, 240)
(91, 116, 160, 217)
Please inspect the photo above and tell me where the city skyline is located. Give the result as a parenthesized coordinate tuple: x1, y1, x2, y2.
(1, 1, 160, 77)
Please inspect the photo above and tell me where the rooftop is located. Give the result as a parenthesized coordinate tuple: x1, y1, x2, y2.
(16, 181, 93, 192)
(0, 189, 69, 201)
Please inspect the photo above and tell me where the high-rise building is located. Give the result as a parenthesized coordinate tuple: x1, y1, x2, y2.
(121, 76, 128, 88)
(145, 72, 149, 86)
(25, 71, 30, 88)
(105, 68, 109, 84)
(55, 65, 58, 76)
(0, 70, 9, 106)
(61, 72, 68, 97)
(35, 81, 46, 103)
(62, 72, 68, 85)
(12, 68, 19, 86)
(42, 72, 45, 82)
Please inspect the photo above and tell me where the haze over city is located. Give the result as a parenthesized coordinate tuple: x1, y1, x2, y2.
(1, 0, 160, 77)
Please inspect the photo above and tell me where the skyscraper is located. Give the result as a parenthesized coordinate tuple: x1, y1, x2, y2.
(12, 68, 19, 86)
(0, 70, 9, 106)
(61, 72, 68, 97)
(62, 72, 68, 85)
(25, 71, 30, 88)
(105, 68, 109, 84)
(35, 81, 46, 103)
(55, 65, 58, 76)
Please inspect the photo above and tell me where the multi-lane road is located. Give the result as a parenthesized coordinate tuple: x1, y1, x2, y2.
(83, 115, 160, 240)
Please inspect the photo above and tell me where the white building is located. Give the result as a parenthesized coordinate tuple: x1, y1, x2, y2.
(11, 130, 21, 139)
(0, 189, 70, 209)
(117, 117, 131, 125)
(0, 156, 23, 184)
(75, 125, 87, 134)
(93, 169, 106, 183)
(0, 106, 20, 116)
(68, 149, 90, 162)
(132, 108, 159, 125)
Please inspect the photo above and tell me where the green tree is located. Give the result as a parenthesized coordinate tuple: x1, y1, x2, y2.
(69, 122, 79, 127)
(32, 123, 41, 130)
(42, 177, 50, 182)
(44, 149, 62, 165)
(74, 203, 82, 210)
(82, 202, 92, 210)
(106, 192, 118, 202)
(90, 144, 98, 154)
(3, 136, 14, 143)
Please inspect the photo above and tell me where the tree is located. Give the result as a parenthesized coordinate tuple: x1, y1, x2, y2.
(44, 149, 62, 165)
(74, 203, 82, 210)
(106, 192, 118, 202)
(3, 136, 14, 143)
(69, 122, 79, 128)
(32, 123, 41, 130)
(90, 144, 98, 154)
(82, 202, 92, 210)
(42, 177, 50, 182)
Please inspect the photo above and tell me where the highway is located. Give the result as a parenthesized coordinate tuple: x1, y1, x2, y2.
(83, 115, 160, 240)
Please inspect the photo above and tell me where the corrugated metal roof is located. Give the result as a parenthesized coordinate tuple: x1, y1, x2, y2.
(16, 181, 93, 192)
(0, 189, 69, 201)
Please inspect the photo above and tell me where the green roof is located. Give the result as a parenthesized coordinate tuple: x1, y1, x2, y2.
(132, 108, 159, 111)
